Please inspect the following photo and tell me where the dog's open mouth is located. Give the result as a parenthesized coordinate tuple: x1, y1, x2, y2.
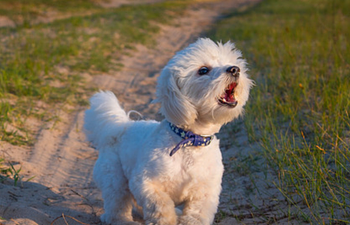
(218, 82, 238, 108)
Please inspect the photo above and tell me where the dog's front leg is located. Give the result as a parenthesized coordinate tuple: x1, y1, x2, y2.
(131, 181, 177, 225)
(178, 190, 220, 225)
(143, 190, 177, 225)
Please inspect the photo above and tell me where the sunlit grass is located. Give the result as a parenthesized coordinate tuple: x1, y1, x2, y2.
(0, 0, 191, 145)
(210, 0, 350, 223)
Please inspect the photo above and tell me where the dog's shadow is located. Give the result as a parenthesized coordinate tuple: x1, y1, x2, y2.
(0, 179, 102, 225)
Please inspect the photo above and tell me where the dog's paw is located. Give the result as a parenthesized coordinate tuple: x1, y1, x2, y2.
(145, 214, 177, 225)
(146, 217, 177, 225)
(100, 213, 111, 224)
(178, 215, 202, 225)
(122, 222, 142, 225)
(101, 213, 141, 225)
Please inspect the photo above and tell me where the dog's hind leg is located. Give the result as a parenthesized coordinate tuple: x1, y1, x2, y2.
(94, 152, 140, 225)
(100, 187, 139, 225)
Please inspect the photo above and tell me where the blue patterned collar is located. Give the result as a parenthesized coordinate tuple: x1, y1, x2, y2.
(169, 122, 214, 156)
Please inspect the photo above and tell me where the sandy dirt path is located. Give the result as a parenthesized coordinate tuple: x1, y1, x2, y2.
(0, 0, 261, 224)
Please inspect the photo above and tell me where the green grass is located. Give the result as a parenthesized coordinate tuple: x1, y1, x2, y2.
(0, 0, 191, 145)
(0, 158, 33, 186)
(210, 0, 350, 223)
(0, 0, 103, 26)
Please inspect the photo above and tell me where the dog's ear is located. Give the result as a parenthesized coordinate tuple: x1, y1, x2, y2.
(154, 67, 197, 126)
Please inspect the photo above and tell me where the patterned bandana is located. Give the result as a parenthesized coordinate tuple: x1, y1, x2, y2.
(169, 122, 214, 156)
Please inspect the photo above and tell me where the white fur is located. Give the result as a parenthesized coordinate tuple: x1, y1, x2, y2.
(84, 38, 253, 225)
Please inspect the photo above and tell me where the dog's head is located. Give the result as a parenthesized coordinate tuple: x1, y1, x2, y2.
(155, 38, 253, 133)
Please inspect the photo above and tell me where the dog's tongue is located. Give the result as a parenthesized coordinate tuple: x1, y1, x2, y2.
(229, 82, 238, 90)
(225, 83, 237, 102)
(225, 91, 234, 102)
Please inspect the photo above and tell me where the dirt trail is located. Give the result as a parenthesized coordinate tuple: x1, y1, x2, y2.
(0, 0, 261, 224)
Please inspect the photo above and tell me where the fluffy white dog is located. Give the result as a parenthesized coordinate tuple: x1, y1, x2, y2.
(84, 38, 253, 225)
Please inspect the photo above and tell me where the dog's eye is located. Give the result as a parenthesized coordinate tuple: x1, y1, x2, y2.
(198, 66, 209, 75)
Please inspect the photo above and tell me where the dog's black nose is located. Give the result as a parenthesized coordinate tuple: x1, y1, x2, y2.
(226, 66, 240, 77)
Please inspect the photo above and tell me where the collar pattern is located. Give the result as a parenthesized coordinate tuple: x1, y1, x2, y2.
(169, 122, 214, 156)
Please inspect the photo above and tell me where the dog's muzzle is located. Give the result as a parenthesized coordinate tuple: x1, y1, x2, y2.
(217, 66, 240, 108)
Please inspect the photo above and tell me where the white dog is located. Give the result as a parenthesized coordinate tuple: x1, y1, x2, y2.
(84, 38, 253, 225)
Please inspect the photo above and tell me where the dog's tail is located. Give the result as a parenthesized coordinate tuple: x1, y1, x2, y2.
(84, 91, 132, 149)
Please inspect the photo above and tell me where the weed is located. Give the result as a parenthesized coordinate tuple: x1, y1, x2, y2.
(0, 158, 34, 186)
(0, 158, 10, 183)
